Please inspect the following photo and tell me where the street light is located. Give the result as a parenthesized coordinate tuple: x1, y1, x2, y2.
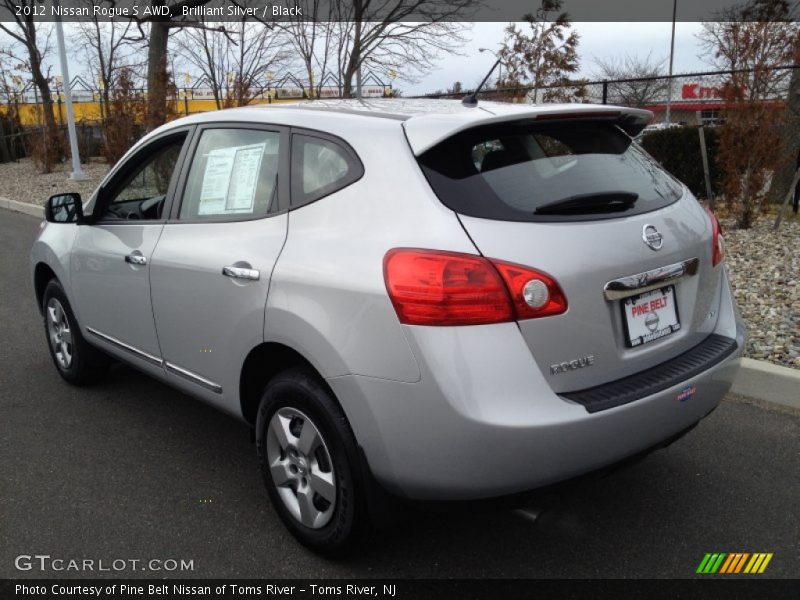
(53, 0, 85, 181)
(666, 0, 677, 124)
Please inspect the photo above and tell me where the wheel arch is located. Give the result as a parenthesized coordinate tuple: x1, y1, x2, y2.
(240, 341, 343, 429)
(34, 262, 58, 314)
(242, 340, 395, 528)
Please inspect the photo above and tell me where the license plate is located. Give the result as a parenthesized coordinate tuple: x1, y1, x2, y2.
(621, 285, 680, 348)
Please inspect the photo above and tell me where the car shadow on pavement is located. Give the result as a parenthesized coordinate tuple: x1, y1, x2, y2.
(8, 359, 795, 579)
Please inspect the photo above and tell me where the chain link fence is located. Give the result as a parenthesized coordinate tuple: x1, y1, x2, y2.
(415, 65, 797, 126)
(414, 66, 798, 202)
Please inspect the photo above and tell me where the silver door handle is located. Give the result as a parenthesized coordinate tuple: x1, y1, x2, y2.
(125, 252, 147, 266)
(222, 266, 260, 281)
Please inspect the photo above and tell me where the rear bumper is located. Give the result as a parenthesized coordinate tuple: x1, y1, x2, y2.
(560, 333, 739, 413)
(328, 272, 745, 501)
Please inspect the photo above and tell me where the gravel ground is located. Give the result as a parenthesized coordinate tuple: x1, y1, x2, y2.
(722, 213, 800, 370)
(0, 157, 797, 369)
(0, 157, 109, 205)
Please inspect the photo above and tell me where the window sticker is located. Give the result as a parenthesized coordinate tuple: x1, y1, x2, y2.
(198, 142, 266, 215)
(226, 145, 266, 212)
(198, 148, 235, 214)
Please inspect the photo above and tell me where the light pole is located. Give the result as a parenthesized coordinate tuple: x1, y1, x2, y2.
(665, 0, 677, 125)
(53, 0, 86, 180)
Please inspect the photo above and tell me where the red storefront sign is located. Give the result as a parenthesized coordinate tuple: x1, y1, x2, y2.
(681, 83, 723, 100)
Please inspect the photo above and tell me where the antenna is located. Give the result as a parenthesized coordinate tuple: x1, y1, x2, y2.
(462, 57, 502, 108)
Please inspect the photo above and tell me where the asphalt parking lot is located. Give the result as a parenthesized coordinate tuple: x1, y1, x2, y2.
(1, 209, 799, 579)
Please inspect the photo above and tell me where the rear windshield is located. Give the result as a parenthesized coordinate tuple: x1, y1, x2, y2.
(417, 120, 683, 221)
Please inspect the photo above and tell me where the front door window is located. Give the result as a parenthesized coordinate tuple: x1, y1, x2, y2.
(99, 137, 185, 221)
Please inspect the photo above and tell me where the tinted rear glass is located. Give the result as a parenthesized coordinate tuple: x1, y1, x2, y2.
(417, 120, 683, 222)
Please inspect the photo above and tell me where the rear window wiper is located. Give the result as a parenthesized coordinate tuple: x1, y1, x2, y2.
(534, 192, 638, 215)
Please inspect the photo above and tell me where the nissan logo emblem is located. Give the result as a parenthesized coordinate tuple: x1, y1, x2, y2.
(642, 224, 663, 251)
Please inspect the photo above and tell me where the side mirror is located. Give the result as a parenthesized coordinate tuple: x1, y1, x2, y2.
(45, 193, 83, 224)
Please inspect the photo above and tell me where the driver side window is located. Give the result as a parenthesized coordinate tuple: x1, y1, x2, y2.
(100, 135, 185, 221)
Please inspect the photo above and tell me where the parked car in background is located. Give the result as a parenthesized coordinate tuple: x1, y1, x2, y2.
(31, 99, 744, 554)
(635, 122, 685, 142)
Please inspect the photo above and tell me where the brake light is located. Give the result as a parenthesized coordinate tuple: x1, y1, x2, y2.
(706, 207, 725, 267)
(535, 110, 621, 121)
(383, 249, 567, 326)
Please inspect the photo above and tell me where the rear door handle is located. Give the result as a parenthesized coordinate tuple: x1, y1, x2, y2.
(125, 251, 147, 266)
(222, 265, 260, 281)
(603, 257, 699, 301)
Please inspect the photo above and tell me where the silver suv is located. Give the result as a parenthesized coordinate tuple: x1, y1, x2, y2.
(31, 100, 744, 554)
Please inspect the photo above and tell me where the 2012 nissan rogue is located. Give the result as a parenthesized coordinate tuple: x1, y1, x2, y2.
(30, 99, 745, 554)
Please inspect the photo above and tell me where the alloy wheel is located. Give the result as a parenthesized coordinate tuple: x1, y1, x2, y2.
(46, 297, 73, 369)
(266, 407, 336, 529)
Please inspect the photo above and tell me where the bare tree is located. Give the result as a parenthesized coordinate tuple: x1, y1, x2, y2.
(0, 53, 25, 162)
(115, 0, 227, 129)
(594, 52, 668, 107)
(448, 81, 463, 94)
(173, 24, 226, 108)
(0, 0, 62, 168)
(71, 5, 138, 120)
(696, 0, 798, 102)
(174, 20, 288, 109)
(426, 80, 463, 97)
(697, 0, 800, 227)
(279, 0, 338, 97)
(331, 1, 473, 98)
(498, 0, 583, 102)
(0, 48, 27, 107)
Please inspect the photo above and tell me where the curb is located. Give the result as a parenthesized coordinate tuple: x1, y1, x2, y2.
(0, 196, 44, 219)
(0, 200, 797, 409)
(732, 358, 800, 410)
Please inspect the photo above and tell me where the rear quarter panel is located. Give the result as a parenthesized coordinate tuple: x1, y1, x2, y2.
(264, 117, 477, 384)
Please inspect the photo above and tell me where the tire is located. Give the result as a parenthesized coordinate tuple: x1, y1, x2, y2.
(256, 367, 366, 555)
(42, 279, 110, 385)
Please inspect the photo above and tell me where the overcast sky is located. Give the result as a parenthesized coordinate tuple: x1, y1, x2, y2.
(406, 21, 709, 94)
(0, 21, 711, 95)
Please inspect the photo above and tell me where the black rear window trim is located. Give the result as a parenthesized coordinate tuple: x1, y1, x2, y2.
(417, 120, 683, 223)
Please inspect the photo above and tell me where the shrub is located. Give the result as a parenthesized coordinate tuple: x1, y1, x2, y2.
(715, 103, 787, 229)
(27, 125, 64, 174)
(639, 126, 721, 200)
(103, 68, 146, 165)
(75, 122, 98, 164)
(0, 106, 23, 162)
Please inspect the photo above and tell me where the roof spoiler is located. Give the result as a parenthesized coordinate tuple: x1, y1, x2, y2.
(532, 109, 653, 137)
(403, 105, 653, 155)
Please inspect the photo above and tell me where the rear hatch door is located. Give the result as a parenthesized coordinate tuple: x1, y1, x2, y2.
(411, 110, 722, 393)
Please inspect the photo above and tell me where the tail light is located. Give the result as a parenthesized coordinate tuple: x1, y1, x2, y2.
(492, 260, 568, 319)
(383, 249, 567, 326)
(706, 207, 725, 266)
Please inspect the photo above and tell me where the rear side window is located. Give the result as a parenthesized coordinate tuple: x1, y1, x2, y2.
(179, 128, 280, 220)
(291, 134, 362, 206)
(418, 121, 683, 222)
